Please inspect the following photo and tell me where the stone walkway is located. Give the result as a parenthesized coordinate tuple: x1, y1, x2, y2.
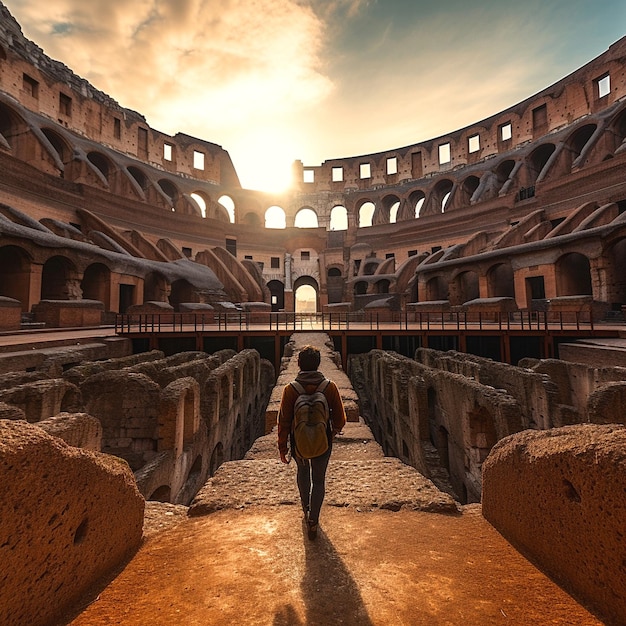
(67, 333, 602, 625)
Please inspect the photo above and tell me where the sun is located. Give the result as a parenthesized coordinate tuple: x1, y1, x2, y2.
(231, 129, 299, 193)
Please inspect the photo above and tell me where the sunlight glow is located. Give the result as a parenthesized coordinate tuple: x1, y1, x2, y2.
(295, 285, 317, 313)
(294, 208, 318, 228)
(218, 195, 235, 223)
(265, 205, 286, 229)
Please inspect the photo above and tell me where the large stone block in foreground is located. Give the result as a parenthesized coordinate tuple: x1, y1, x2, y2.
(0, 420, 144, 626)
(482, 424, 626, 626)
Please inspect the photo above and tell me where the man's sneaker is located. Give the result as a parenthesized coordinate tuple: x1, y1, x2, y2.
(307, 520, 318, 540)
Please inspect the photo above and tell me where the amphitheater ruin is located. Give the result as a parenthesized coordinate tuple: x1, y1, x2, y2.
(1, 2, 626, 624)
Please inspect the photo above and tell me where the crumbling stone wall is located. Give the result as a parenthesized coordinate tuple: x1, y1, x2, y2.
(416, 348, 560, 429)
(37, 412, 102, 450)
(0, 420, 144, 626)
(350, 350, 523, 502)
(0, 378, 81, 422)
(520, 357, 626, 423)
(482, 425, 626, 626)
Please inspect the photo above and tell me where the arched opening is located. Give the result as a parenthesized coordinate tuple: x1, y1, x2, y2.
(218, 195, 236, 223)
(453, 270, 480, 305)
(265, 205, 286, 229)
(329, 206, 348, 231)
(144, 271, 170, 303)
(294, 277, 318, 313)
(87, 151, 112, 183)
(354, 281, 367, 295)
(148, 485, 171, 502)
(556, 253, 592, 296)
(191, 192, 208, 218)
(41, 256, 79, 300)
(127, 166, 150, 192)
(169, 279, 195, 308)
(327, 267, 344, 304)
(379, 195, 401, 225)
(461, 176, 480, 205)
(376, 279, 390, 294)
(358, 202, 375, 228)
(433, 180, 453, 213)
(414, 195, 425, 218)
(294, 208, 318, 228)
(81, 263, 110, 307)
(0, 246, 32, 308)
(389, 201, 400, 223)
(41, 128, 72, 166)
(568, 124, 597, 165)
(243, 212, 261, 227)
(267, 280, 285, 312)
(209, 442, 224, 476)
(158, 179, 179, 210)
(426, 275, 449, 301)
(528, 143, 556, 184)
(0, 103, 26, 152)
(496, 160, 516, 191)
(487, 263, 515, 298)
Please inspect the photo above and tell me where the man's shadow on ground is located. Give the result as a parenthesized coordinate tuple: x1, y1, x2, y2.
(273, 519, 374, 625)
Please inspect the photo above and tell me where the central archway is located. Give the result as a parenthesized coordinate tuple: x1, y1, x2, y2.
(293, 276, 319, 313)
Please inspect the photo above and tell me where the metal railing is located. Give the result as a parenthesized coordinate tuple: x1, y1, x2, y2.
(115, 309, 596, 334)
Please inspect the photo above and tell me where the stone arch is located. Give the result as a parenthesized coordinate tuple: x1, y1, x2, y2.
(487, 263, 515, 298)
(426, 275, 449, 301)
(527, 143, 556, 185)
(294, 207, 319, 228)
(127, 165, 150, 193)
(267, 279, 285, 312)
(0, 102, 29, 156)
(217, 194, 236, 223)
(0, 245, 32, 308)
(190, 192, 209, 218)
(452, 270, 480, 305)
(461, 175, 480, 205)
(293, 276, 319, 313)
(148, 485, 172, 502)
(158, 178, 180, 210)
(265, 205, 286, 229)
(409, 190, 426, 218)
(169, 279, 195, 308)
(357, 200, 376, 228)
(144, 271, 170, 303)
(566, 123, 597, 169)
(41, 255, 81, 300)
(327, 266, 344, 304)
(555, 252, 592, 296)
(376, 279, 390, 294)
(431, 179, 453, 214)
(329, 205, 347, 231)
(496, 159, 516, 191)
(374, 194, 401, 225)
(87, 151, 114, 186)
(209, 442, 224, 475)
(81, 263, 111, 308)
(354, 281, 367, 295)
(40, 127, 72, 166)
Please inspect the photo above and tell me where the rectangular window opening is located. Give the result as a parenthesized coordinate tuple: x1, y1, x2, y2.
(59, 93, 72, 117)
(332, 166, 343, 182)
(163, 143, 173, 161)
(22, 73, 39, 99)
(193, 150, 205, 170)
(359, 163, 371, 179)
(385, 253, 395, 259)
(225, 238, 237, 256)
(301, 251, 311, 261)
(303, 169, 315, 183)
(408, 250, 418, 257)
(270, 256, 280, 269)
(438, 143, 451, 165)
(138, 128, 149, 157)
(500, 122, 512, 142)
(244, 255, 253, 260)
(182, 247, 192, 258)
(113, 118, 121, 140)
(468, 134, 480, 153)
(386, 157, 398, 175)
(597, 73, 611, 99)
(532, 104, 547, 130)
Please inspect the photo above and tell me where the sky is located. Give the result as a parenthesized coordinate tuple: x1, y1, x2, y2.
(4, 0, 626, 191)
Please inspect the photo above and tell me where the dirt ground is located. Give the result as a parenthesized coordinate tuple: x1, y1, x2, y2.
(68, 505, 602, 626)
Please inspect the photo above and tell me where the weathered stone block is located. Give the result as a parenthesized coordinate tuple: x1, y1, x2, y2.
(0, 420, 144, 626)
(482, 424, 626, 626)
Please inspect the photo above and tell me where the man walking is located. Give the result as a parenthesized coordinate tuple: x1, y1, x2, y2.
(278, 345, 346, 539)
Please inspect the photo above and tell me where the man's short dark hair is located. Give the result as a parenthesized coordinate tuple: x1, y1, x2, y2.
(298, 345, 321, 371)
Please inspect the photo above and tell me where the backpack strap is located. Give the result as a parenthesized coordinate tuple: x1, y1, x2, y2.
(316, 379, 330, 393)
(290, 381, 306, 395)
